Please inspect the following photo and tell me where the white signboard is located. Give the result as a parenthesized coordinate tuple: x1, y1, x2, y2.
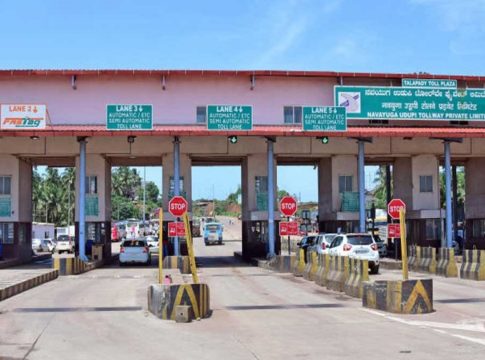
(0, 104, 47, 129)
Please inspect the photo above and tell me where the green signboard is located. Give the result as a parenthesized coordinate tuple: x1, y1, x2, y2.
(86, 195, 99, 217)
(402, 78, 457, 89)
(335, 86, 485, 121)
(0, 197, 11, 217)
(302, 106, 347, 131)
(207, 105, 252, 130)
(107, 104, 153, 130)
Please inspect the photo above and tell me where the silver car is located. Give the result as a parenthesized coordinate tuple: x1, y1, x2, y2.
(311, 233, 339, 255)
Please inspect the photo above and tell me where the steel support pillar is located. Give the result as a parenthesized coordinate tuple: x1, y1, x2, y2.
(173, 137, 180, 256)
(358, 140, 366, 233)
(267, 139, 275, 257)
(444, 141, 452, 248)
(78, 138, 88, 261)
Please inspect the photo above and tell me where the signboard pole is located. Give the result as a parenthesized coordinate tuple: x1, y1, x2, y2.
(399, 208, 409, 281)
(173, 137, 180, 256)
(358, 140, 366, 232)
(287, 216, 291, 256)
(78, 138, 88, 262)
(183, 213, 199, 284)
(267, 139, 275, 257)
(158, 209, 163, 284)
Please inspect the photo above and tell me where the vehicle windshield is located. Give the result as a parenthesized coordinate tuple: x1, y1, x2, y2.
(122, 240, 146, 247)
(57, 235, 69, 242)
(206, 225, 221, 231)
(325, 234, 337, 243)
(347, 235, 374, 245)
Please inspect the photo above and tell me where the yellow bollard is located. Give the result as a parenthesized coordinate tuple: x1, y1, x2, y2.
(399, 208, 409, 281)
(158, 209, 164, 284)
(183, 213, 199, 284)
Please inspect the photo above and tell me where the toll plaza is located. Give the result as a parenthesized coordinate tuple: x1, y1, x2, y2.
(1, 69, 485, 359)
(0, 70, 484, 264)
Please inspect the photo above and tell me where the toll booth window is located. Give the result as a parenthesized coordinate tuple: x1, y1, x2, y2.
(283, 106, 302, 124)
(0, 176, 12, 195)
(85, 176, 97, 194)
(425, 219, 441, 240)
(0, 223, 14, 244)
(196, 106, 206, 123)
(419, 175, 433, 193)
(338, 175, 353, 193)
(255, 176, 268, 211)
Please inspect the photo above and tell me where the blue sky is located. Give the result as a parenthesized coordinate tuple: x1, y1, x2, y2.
(5, 0, 485, 200)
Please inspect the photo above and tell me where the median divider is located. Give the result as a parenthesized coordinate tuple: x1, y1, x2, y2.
(362, 279, 433, 314)
(460, 249, 485, 281)
(436, 248, 458, 278)
(418, 247, 437, 274)
(148, 283, 210, 321)
(408, 245, 417, 271)
(53, 256, 102, 275)
(293, 249, 306, 277)
(314, 253, 330, 287)
(162, 256, 191, 274)
(303, 251, 318, 281)
(326, 255, 349, 293)
(0, 270, 59, 301)
(344, 257, 369, 298)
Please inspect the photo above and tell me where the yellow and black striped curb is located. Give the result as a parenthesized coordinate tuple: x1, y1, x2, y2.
(314, 254, 330, 287)
(162, 256, 191, 274)
(303, 251, 318, 281)
(460, 250, 485, 281)
(326, 255, 349, 293)
(408, 245, 417, 271)
(417, 247, 437, 274)
(53, 257, 101, 275)
(436, 248, 458, 278)
(344, 258, 369, 298)
(148, 283, 210, 321)
(0, 270, 59, 301)
(293, 249, 306, 277)
(363, 279, 433, 314)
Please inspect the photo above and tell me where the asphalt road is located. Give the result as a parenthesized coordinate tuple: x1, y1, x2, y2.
(1, 218, 485, 359)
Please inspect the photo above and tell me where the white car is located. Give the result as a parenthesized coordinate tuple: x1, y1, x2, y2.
(41, 239, 56, 253)
(120, 239, 151, 265)
(312, 233, 339, 255)
(32, 238, 42, 252)
(145, 235, 159, 254)
(328, 233, 380, 274)
(56, 235, 75, 254)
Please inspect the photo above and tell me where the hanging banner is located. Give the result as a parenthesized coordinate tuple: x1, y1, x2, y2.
(0, 104, 47, 129)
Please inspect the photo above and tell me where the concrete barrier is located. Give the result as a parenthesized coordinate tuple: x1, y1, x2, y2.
(436, 248, 458, 278)
(314, 253, 330, 287)
(326, 255, 349, 293)
(162, 256, 191, 274)
(412, 246, 422, 271)
(303, 252, 318, 281)
(344, 258, 369, 298)
(418, 247, 437, 274)
(408, 245, 417, 270)
(293, 249, 306, 277)
(53, 256, 100, 275)
(460, 250, 485, 281)
(0, 270, 58, 301)
(148, 283, 211, 321)
(362, 279, 433, 314)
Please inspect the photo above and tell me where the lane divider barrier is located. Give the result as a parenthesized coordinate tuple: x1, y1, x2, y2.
(314, 253, 330, 287)
(436, 248, 458, 278)
(363, 279, 433, 314)
(417, 247, 437, 274)
(0, 270, 59, 301)
(162, 256, 191, 274)
(303, 251, 318, 281)
(326, 255, 349, 293)
(460, 249, 485, 281)
(293, 249, 306, 277)
(53, 256, 102, 275)
(344, 257, 369, 298)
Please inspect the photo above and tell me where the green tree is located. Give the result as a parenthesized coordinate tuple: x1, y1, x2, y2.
(372, 166, 390, 209)
(112, 167, 141, 200)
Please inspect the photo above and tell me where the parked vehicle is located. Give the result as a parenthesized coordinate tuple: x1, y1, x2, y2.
(145, 235, 159, 254)
(297, 235, 316, 262)
(374, 235, 388, 257)
(119, 239, 151, 265)
(41, 239, 56, 253)
(328, 233, 380, 274)
(311, 233, 338, 255)
(32, 238, 42, 252)
(56, 235, 75, 254)
(204, 222, 223, 245)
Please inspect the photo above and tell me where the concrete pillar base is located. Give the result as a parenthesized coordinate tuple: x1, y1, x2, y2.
(242, 220, 281, 260)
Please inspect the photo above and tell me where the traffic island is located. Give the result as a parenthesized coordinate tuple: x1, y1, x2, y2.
(147, 283, 211, 321)
(362, 279, 433, 314)
(53, 256, 103, 275)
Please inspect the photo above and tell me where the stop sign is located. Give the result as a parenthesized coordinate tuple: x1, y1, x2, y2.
(280, 196, 298, 217)
(168, 196, 188, 217)
(388, 199, 406, 220)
